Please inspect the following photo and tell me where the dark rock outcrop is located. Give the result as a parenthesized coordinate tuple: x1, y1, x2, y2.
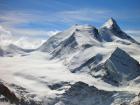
(91, 48, 140, 86)
(99, 18, 139, 44)
(0, 82, 19, 104)
(54, 81, 114, 105)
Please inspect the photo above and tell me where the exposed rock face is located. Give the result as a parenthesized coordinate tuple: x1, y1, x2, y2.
(0, 82, 19, 104)
(55, 81, 115, 105)
(102, 18, 120, 29)
(44, 81, 137, 105)
(105, 48, 140, 80)
(50, 33, 78, 59)
(68, 47, 140, 86)
(39, 25, 102, 58)
(39, 18, 139, 57)
(91, 48, 140, 85)
(0, 47, 4, 56)
(69, 53, 103, 73)
(0, 82, 43, 105)
(99, 18, 138, 44)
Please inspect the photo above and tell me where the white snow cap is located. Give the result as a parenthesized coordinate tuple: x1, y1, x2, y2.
(102, 17, 120, 29)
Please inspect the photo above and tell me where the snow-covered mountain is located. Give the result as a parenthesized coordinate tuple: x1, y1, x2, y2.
(39, 18, 139, 59)
(0, 25, 45, 56)
(39, 25, 102, 58)
(99, 18, 139, 44)
(90, 47, 140, 86)
(0, 18, 140, 105)
(0, 25, 45, 50)
(54, 81, 115, 105)
(0, 44, 36, 57)
(38, 18, 140, 104)
(0, 44, 26, 56)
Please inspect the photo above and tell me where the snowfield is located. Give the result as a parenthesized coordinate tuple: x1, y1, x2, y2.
(0, 50, 140, 104)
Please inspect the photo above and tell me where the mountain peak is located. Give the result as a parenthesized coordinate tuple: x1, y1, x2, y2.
(99, 18, 139, 43)
(105, 47, 140, 82)
(102, 17, 120, 29)
(91, 47, 140, 85)
(112, 47, 126, 56)
(110, 47, 136, 64)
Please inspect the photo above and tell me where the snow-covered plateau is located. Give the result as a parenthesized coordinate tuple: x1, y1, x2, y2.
(0, 18, 140, 105)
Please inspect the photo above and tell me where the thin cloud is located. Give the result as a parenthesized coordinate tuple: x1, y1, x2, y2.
(125, 30, 140, 35)
(0, 8, 139, 39)
(0, 8, 110, 27)
(0, 9, 110, 38)
(125, 30, 140, 42)
(10, 28, 60, 37)
(0, 25, 46, 48)
(0, 10, 41, 27)
(55, 9, 110, 22)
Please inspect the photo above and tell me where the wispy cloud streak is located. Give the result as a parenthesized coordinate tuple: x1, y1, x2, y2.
(0, 8, 140, 39)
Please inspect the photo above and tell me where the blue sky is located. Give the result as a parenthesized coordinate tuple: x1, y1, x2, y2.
(0, 0, 140, 40)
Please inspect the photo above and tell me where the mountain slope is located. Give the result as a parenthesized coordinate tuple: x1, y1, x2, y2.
(54, 81, 115, 105)
(38, 18, 140, 85)
(39, 25, 102, 58)
(0, 44, 28, 56)
(99, 18, 139, 44)
(91, 47, 140, 85)
(39, 18, 139, 60)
